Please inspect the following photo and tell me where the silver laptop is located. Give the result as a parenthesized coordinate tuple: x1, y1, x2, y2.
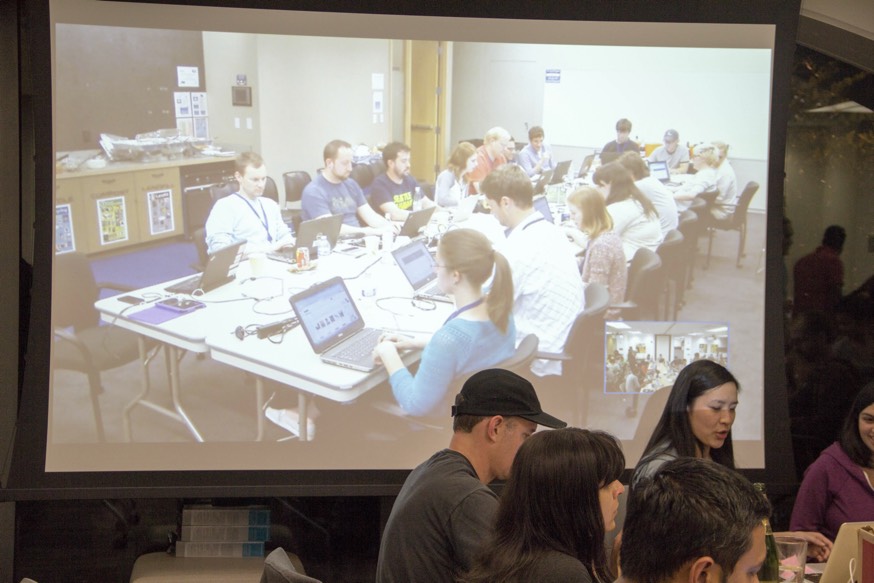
(533, 196, 555, 223)
(288, 276, 384, 372)
(398, 206, 436, 238)
(548, 159, 572, 185)
(808, 521, 872, 583)
(391, 240, 453, 303)
(269, 214, 343, 262)
(648, 160, 672, 182)
(165, 240, 244, 294)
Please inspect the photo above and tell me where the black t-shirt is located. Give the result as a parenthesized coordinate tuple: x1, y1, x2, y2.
(376, 449, 498, 583)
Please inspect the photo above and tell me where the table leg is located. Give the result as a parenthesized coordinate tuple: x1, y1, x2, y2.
(168, 346, 204, 442)
(122, 337, 156, 442)
(298, 392, 309, 443)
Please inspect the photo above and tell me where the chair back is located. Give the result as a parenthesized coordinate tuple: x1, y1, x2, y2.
(581, 281, 610, 319)
(729, 181, 759, 228)
(625, 248, 662, 303)
(562, 284, 609, 379)
(350, 163, 374, 191)
(262, 176, 280, 203)
(283, 171, 312, 204)
(209, 180, 237, 203)
(191, 227, 209, 271)
(499, 333, 540, 375)
(369, 159, 387, 177)
(53, 252, 100, 332)
(656, 229, 685, 266)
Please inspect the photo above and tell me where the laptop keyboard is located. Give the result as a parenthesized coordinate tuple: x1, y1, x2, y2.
(267, 251, 296, 264)
(332, 328, 383, 362)
(422, 282, 442, 296)
(165, 274, 202, 294)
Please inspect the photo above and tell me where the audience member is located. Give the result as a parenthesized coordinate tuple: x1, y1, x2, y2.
(503, 137, 518, 166)
(369, 141, 434, 220)
(647, 129, 690, 173)
(617, 151, 679, 236)
(468, 127, 511, 192)
(711, 140, 739, 220)
(565, 186, 628, 318)
(373, 229, 516, 417)
(205, 151, 294, 254)
(790, 381, 874, 541)
(434, 142, 477, 207)
(480, 165, 584, 376)
(599, 118, 640, 164)
(461, 429, 625, 583)
(376, 369, 566, 583)
(671, 142, 720, 211)
(792, 225, 846, 317)
(517, 126, 556, 177)
(618, 458, 770, 583)
(592, 163, 663, 262)
(301, 139, 395, 236)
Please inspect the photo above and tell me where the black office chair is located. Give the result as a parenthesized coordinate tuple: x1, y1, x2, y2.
(655, 229, 685, 320)
(52, 252, 149, 441)
(209, 180, 237, 203)
(190, 227, 209, 273)
(263, 175, 280, 203)
(705, 181, 759, 269)
(282, 171, 312, 209)
(676, 209, 700, 300)
(369, 159, 387, 178)
(350, 164, 374, 191)
(611, 248, 662, 320)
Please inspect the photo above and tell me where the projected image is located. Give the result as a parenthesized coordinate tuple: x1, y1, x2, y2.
(48, 8, 771, 472)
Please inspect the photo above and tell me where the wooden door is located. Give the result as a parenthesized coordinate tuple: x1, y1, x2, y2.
(406, 40, 447, 184)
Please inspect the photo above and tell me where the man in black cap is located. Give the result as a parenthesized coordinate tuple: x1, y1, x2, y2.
(375, 368, 566, 583)
(648, 128, 690, 173)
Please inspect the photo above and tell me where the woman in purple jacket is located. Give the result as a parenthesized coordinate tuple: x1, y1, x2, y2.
(791, 381, 874, 541)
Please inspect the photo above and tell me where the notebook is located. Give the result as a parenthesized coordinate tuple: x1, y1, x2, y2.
(288, 276, 384, 372)
(165, 240, 244, 294)
(533, 196, 555, 223)
(810, 521, 872, 583)
(398, 206, 436, 238)
(391, 239, 453, 303)
(648, 160, 672, 182)
(548, 159, 572, 185)
(268, 214, 343, 262)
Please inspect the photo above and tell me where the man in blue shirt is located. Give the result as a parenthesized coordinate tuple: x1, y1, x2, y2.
(369, 141, 435, 221)
(517, 126, 556, 177)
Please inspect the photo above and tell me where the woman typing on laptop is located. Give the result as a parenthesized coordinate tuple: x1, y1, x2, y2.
(372, 228, 516, 417)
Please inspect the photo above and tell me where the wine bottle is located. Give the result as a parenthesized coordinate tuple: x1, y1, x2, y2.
(754, 482, 780, 582)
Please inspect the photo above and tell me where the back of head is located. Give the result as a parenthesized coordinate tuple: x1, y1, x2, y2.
(617, 150, 649, 180)
(480, 164, 534, 208)
(621, 458, 770, 583)
(642, 360, 739, 467)
(692, 143, 720, 167)
(592, 163, 656, 217)
(840, 381, 874, 466)
(822, 225, 846, 251)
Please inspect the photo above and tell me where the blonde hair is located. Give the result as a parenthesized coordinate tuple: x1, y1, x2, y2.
(484, 126, 510, 144)
(691, 143, 720, 167)
(439, 229, 513, 334)
(567, 187, 613, 239)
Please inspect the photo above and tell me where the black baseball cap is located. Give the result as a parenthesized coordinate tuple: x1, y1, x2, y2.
(451, 369, 567, 429)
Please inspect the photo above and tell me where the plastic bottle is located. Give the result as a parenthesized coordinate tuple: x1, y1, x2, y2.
(314, 233, 330, 258)
(754, 482, 780, 583)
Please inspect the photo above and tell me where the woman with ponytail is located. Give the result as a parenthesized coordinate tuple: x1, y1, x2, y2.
(373, 228, 516, 416)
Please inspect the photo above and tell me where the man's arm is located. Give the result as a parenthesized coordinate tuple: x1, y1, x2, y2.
(204, 198, 238, 254)
(449, 490, 498, 573)
(358, 203, 397, 233)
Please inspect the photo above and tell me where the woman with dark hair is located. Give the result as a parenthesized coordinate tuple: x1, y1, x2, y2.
(373, 228, 515, 416)
(591, 162, 663, 262)
(434, 141, 477, 207)
(632, 359, 739, 487)
(790, 381, 874, 541)
(461, 428, 625, 583)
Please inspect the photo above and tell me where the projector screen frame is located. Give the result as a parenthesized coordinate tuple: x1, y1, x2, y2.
(2, 0, 800, 500)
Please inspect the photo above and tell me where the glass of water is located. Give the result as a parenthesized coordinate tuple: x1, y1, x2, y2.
(774, 536, 807, 583)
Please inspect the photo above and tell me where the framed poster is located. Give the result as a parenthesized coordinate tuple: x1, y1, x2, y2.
(55, 204, 76, 254)
(147, 189, 175, 235)
(97, 196, 128, 245)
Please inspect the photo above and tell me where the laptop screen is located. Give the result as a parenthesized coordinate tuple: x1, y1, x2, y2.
(533, 196, 555, 223)
(392, 240, 436, 289)
(291, 278, 364, 353)
(648, 160, 671, 181)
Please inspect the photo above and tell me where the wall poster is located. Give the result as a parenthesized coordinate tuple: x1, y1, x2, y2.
(147, 189, 175, 235)
(97, 196, 129, 245)
(55, 204, 76, 254)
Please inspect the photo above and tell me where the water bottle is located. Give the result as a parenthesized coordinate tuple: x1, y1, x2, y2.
(314, 233, 330, 258)
(754, 483, 780, 583)
(413, 187, 423, 211)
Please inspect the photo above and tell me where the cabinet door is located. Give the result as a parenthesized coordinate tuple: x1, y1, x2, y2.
(81, 173, 138, 251)
(133, 168, 183, 242)
(55, 178, 88, 254)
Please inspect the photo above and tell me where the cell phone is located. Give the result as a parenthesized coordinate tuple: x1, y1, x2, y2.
(116, 295, 143, 305)
(155, 298, 205, 313)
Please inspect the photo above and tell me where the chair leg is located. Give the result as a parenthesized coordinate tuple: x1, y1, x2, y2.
(705, 227, 714, 270)
(736, 222, 747, 268)
(87, 371, 106, 442)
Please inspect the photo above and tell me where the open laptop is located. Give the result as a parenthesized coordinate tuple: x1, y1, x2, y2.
(268, 214, 343, 262)
(289, 276, 384, 372)
(807, 521, 872, 583)
(165, 240, 244, 294)
(533, 169, 553, 195)
(398, 206, 436, 238)
(548, 159, 573, 185)
(647, 160, 672, 182)
(533, 196, 555, 223)
(391, 239, 453, 303)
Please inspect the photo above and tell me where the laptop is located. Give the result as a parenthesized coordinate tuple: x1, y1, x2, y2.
(548, 159, 572, 185)
(398, 206, 436, 238)
(533, 170, 553, 195)
(808, 521, 872, 583)
(268, 214, 343, 262)
(533, 196, 555, 223)
(165, 240, 244, 294)
(648, 160, 672, 182)
(289, 276, 384, 372)
(391, 239, 453, 303)
(577, 154, 595, 178)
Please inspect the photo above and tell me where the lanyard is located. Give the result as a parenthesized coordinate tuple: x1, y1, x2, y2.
(444, 297, 485, 325)
(234, 193, 272, 243)
(505, 216, 546, 238)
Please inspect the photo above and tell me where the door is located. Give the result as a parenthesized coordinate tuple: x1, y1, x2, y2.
(406, 40, 447, 184)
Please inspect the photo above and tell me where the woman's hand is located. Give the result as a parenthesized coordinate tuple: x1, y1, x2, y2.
(373, 340, 400, 366)
(775, 531, 832, 562)
(377, 333, 422, 351)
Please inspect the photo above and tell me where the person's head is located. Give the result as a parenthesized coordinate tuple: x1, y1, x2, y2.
(690, 143, 720, 170)
(712, 140, 730, 164)
(840, 381, 874, 467)
(448, 141, 478, 178)
(592, 162, 658, 218)
(450, 369, 566, 482)
(621, 458, 771, 583)
(234, 152, 268, 199)
(483, 127, 511, 158)
(323, 139, 354, 182)
(437, 229, 513, 333)
(615, 118, 632, 143)
(663, 129, 680, 154)
(503, 137, 516, 161)
(617, 150, 650, 180)
(382, 141, 411, 180)
(822, 225, 847, 253)
(528, 125, 545, 149)
(470, 429, 624, 582)
(567, 186, 613, 239)
(480, 165, 535, 228)
(643, 360, 739, 467)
